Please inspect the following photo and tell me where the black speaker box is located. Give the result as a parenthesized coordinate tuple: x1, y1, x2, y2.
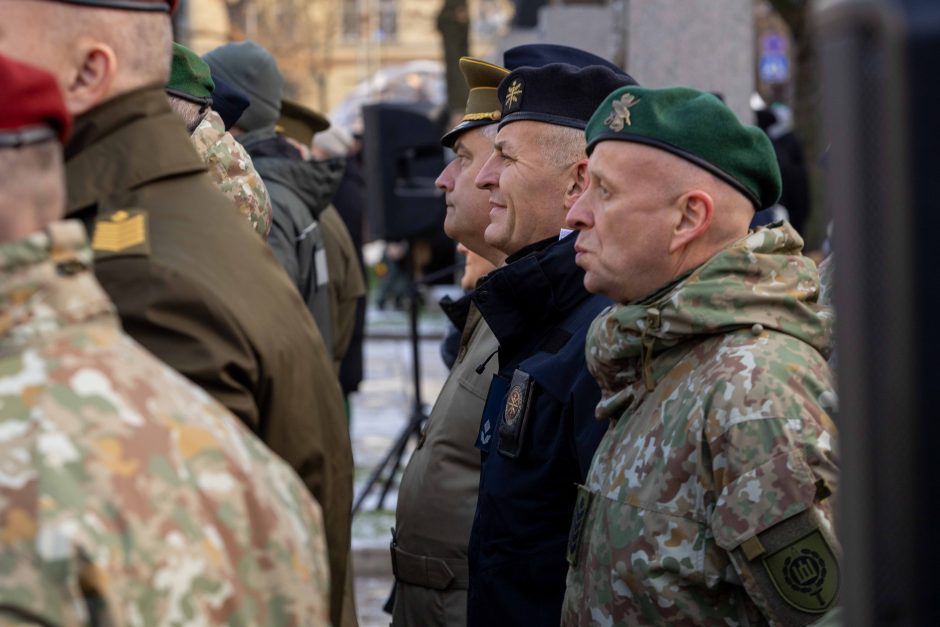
(362, 102, 448, 241)
(816, 0, 940, 624)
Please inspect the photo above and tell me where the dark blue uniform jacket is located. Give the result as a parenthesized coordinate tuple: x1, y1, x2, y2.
(467, 232, 611, 626)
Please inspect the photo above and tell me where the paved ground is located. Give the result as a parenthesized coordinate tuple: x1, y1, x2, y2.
(349, 304, 452, 627)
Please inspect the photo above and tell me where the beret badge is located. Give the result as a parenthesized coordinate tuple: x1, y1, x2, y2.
(504, 79, 524, 113)
(604, 93, 640, 131)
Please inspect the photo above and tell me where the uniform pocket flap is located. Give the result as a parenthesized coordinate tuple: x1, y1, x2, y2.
(711, 449, 816, 551)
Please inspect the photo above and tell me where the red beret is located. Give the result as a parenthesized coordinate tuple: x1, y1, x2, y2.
(0, 54, 72, 146)
(48, 0, 177, 13)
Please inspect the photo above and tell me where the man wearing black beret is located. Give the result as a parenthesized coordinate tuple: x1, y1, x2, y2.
(0, 4, 352, 612)
(464, 62, 636, 626)
(562, 86, 840, 625)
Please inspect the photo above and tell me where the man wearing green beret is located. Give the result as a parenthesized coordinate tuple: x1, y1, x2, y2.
(562, 86, 840, 625)
(166, 42, 273, 239)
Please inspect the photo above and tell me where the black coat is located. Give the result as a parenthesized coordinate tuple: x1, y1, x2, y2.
(467, 233, 611, 626)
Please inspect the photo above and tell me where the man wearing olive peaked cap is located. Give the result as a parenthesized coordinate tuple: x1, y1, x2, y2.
(391, 54, 509, 627)
(562, 85, 840, 626)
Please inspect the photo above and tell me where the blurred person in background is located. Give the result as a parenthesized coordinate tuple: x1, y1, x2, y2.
(166, 42, 272, 239)
(282, 100, 367, 375)
(204, 40, 336, 358)
(314, 125, 370, 407)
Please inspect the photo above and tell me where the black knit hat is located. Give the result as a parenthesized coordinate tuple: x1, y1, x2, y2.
(209, 76, 250, 131)
(497, 63, 637, 130)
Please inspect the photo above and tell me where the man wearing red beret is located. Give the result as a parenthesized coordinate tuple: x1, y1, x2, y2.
(0, 2, 354, 616)
(0, 52, 334, 626)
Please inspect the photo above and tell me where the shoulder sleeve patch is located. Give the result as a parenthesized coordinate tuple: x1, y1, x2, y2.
(761, 528, 839, 614)
(92, 209, 150, 259)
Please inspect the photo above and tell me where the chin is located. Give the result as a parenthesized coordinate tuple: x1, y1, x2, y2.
(483, 227, 507, 251)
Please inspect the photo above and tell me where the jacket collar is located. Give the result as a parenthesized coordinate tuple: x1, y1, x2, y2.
(474, 232, 593, 349)
(0, 222, 116, 354)
(585, 222, 833, 420)
(252, 151, 345, 218)
(65, 85, 207, 216)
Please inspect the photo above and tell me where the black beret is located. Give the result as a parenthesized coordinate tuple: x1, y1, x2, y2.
(208, 76, 250, 132)
(497, 63, 637, 130)
(46, 0, 177, 12)
(503, 43, 629, 76)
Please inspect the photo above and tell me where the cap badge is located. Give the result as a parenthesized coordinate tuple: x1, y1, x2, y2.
(605, 93, 640, 131)
(504, 79, 523, 112)
(504, 384, 524, 426)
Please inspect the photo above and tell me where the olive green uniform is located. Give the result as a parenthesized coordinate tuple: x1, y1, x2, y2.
(392, 302, 499, 626)
(64, 86, 354, 625)
(320, 204, 366, 372)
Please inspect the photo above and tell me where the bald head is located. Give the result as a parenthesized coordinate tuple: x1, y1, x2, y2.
(567, 141, 755, 303)
(0, 0, 172, 115)
(0, 141, 65, 242)
(632, 144, 755, 252)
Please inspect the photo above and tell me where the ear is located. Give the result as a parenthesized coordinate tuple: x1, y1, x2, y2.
(62, 41, 117, 116)
(563, 159, 590, 210)
(668, 189, 714, 254)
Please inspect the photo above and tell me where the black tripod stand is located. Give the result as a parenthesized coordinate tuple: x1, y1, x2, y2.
(352, 255, 459, 515)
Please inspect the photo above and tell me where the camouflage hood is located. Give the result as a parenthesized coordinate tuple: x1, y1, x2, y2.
(586, 222, 833, 420)
(0, 221, 115, 353)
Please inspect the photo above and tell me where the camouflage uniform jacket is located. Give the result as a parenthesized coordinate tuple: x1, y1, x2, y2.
(191, 109, 273, 239)
(0, 222, 330, 626)
(563, 224, 839, 626)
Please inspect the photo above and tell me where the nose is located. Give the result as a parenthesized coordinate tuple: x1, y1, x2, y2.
(566, 191, 595, 230)
(475, 151, 499, 191)
(436, 158, 457, 193)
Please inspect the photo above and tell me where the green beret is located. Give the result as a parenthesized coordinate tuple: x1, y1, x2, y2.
(166, 43, 214, 106)
(585, 86, 782, 209)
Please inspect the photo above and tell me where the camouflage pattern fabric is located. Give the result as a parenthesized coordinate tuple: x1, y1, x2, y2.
(817, 255, 837, 371)
(0, 221, 329, 625)
(191, 109, 273, 239)
(563, 223, 838, 626)
(817, 255, 833, 310)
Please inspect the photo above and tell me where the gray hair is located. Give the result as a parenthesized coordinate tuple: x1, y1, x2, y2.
(167, 96, 209, 134)
(535, 124, 586, 169)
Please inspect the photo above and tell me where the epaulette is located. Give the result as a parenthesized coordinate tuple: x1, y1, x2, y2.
(91, 209, 151, 259)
